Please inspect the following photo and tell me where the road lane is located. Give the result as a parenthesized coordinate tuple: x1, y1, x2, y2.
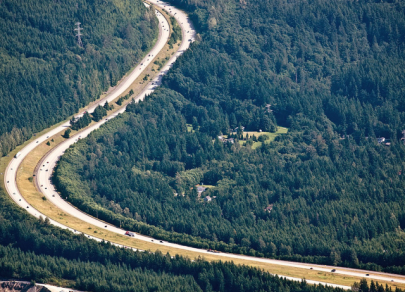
(4, 1, 403, 290)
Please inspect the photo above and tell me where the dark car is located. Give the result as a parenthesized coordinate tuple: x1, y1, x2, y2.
(331, 269, 336, 272)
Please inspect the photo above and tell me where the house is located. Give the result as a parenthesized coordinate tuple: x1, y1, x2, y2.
(197, 186, 206, 193)
(217, 136, 234, 144)
(204, 196, 212, 202)
(264, 204, 273, 212)
(232, 126, 245, 133)
(377, 137, 385, 144)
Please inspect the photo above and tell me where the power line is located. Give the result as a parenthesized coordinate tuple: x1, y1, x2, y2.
(74, 22, 83, 47)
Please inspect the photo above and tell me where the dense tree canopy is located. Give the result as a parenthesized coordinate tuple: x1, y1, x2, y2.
(0, 0, 157, 155)
(55, 0, 405, 275)
(0, 192, 356, 292)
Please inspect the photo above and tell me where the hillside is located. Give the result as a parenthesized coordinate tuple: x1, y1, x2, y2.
(0, 0, 158, 155)
(54, 0, 405, 274)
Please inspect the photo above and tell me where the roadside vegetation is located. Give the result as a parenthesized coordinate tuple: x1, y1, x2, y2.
(0, 0, 158, 156)
(55, 0, 405, 276)
(0, 190, 364, 292)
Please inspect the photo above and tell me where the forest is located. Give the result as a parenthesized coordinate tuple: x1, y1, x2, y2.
(0, 191, 356, 292)
(54, 0, 405, 275)
(0, 0, 158, 156)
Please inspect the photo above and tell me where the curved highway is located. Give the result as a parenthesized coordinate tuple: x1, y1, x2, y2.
(4, 1, 405, 291)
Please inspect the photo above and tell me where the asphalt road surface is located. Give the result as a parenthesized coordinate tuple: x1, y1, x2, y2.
(4, 1, 405, 290)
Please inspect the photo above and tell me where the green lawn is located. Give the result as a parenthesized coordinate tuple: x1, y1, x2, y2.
(238, 127, 288, 149)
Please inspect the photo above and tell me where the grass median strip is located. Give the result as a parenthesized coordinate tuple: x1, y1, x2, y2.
(4, 5, 405, 291)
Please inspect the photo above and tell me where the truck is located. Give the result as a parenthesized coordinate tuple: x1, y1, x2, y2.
(125, 231, 135, 237)
(14, 152, 21, 158)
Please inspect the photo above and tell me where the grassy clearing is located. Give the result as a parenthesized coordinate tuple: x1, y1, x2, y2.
(237, 127, 288, 149)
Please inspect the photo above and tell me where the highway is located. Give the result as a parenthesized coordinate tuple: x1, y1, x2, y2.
(4, 1, 405, 291)
(0, 281, 83, 292)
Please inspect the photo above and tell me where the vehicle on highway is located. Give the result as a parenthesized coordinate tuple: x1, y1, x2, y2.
(14, 152, 21, 158)
(160, 240, 163, 243)
(125, 231, 135, 237)
(331, 269, 336, 272)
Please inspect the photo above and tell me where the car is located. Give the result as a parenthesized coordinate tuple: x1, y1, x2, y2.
(105, 119, 108, 121)
(160, 240, 163, 243)
(36, 141, 39, 143)
(7, 181, 9, 183)
(13, 193, 15, 195)
(46, 136, 49, 138)
(125, 231, 135, 237)
(105, 225, 107, 228)
(47, 162, 49, 163)
(45, 187, 47, 189)
(310, 267, 313, 270)
(19, 199, 21, 201)
(366, 274, 369, 276)
(46, 169, 48, 172)
(151, 240, 154, 242)
(331, 269, 336, 272)
(52, 195, 55, 197)
(41, 185, 43, 187)
(26, 206, 29, 208)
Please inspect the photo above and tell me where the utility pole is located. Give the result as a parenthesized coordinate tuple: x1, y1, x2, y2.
(74, 22, 83, 47)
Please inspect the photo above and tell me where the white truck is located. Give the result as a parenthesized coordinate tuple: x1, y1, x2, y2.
(14, 152, 21, 158)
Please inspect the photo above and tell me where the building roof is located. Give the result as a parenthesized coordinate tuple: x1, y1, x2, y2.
(197, 186, 206, 193)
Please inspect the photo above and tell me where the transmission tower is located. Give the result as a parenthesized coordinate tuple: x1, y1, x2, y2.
(74, 22, 83, 47)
